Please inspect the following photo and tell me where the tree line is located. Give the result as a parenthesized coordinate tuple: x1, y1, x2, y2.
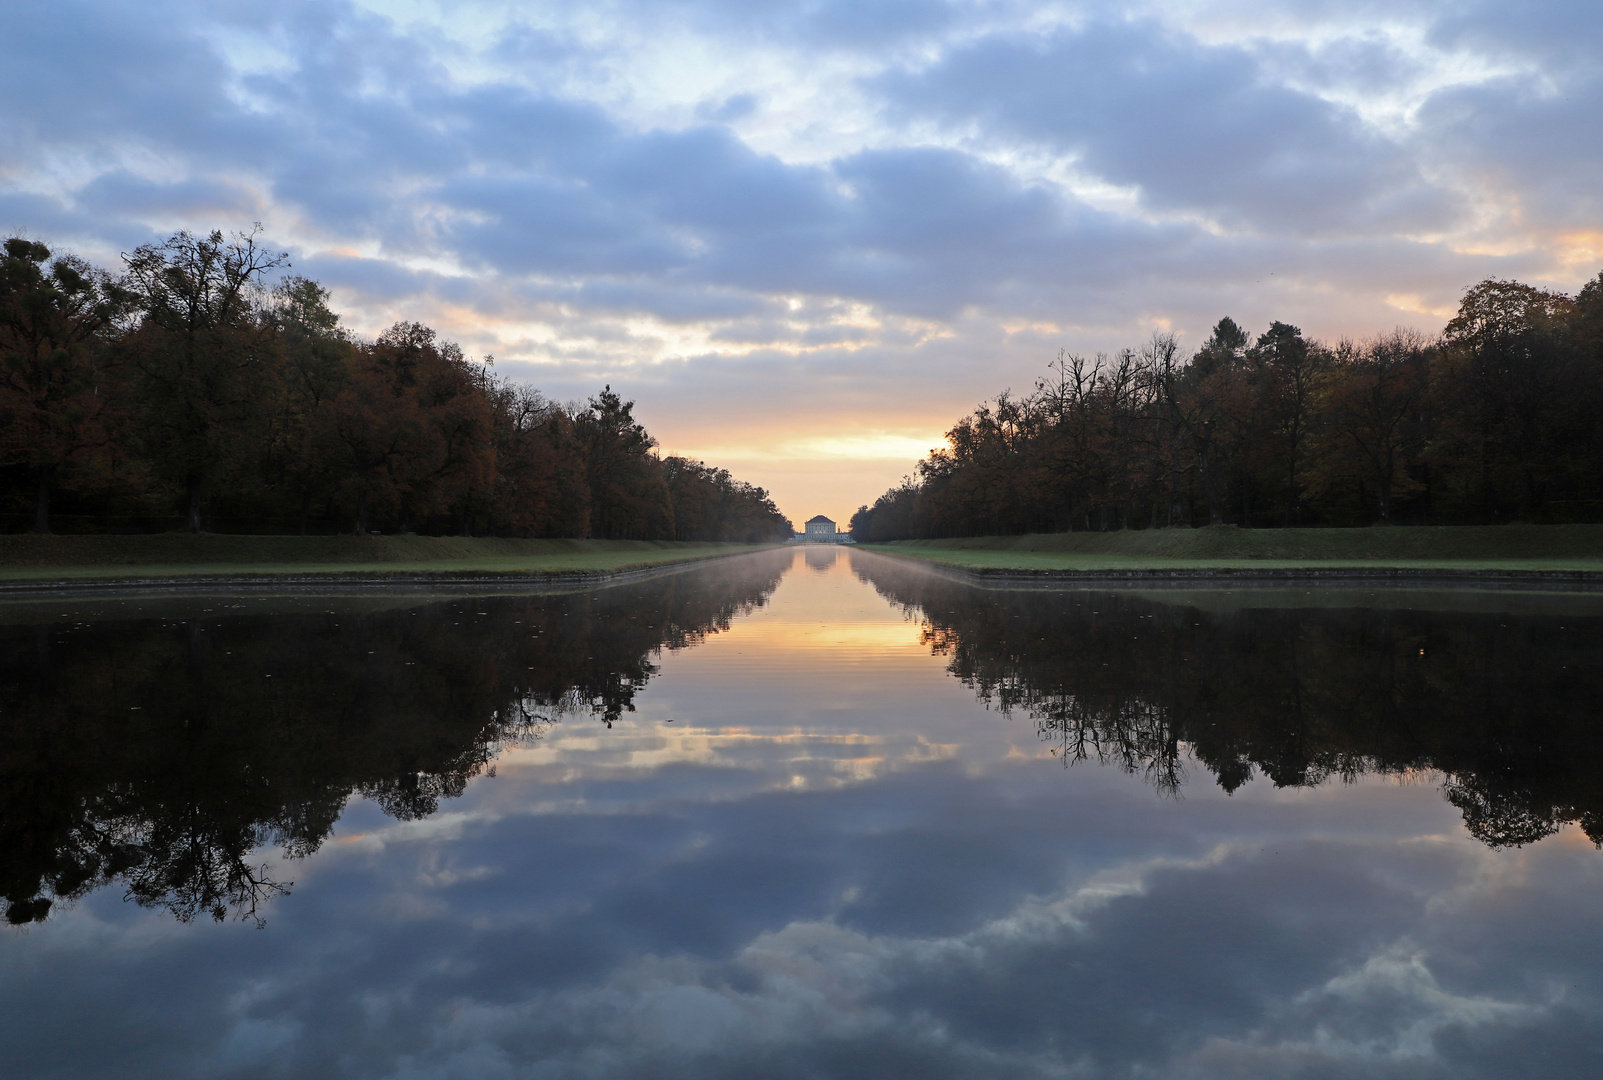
(0, 228, 792, 540)
(852, 272, 1603, 540)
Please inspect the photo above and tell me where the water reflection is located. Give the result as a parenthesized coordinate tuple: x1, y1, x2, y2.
(4, 547, 1603, 1080)
(0, 551, 790, 925)
(853, 555, 1603, 849)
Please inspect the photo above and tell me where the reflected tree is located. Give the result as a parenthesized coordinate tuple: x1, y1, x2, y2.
(858, 555, 1603, 848)
(1, 551, 789, 924)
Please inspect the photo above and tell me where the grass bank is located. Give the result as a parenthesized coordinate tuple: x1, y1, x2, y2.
(0, 534, 779, 584)
(864, 524, 1603, 574)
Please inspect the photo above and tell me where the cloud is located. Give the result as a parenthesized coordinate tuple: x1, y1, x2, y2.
(2, 0, 1599, 521)
(873, 19, 1462, 239)
(1416, 75, 1603, 239)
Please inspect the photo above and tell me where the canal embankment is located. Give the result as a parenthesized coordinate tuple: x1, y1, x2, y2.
(0, 534, 784, 593)
(861, 524, 1603, 588)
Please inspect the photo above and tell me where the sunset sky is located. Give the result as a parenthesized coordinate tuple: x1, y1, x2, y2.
(4, 1, 1599, 526)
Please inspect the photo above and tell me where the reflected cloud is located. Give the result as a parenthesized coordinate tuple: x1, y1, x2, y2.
(4, 550, 1603, 1079)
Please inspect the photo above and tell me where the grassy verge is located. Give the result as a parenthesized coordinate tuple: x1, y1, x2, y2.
(0, 534, 780, 583)
(863, 524, 1603, 574)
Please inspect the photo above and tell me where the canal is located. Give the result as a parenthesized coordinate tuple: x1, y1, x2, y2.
(3, 546, 1601, 1077)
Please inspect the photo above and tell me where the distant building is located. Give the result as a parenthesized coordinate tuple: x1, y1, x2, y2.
(793, 515, 855, 544)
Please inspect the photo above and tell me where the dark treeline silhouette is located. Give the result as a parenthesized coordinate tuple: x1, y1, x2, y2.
(854, 554, 1603, 848)
(852, 273, 1603, 539)
(0, 550, 792, 925)
(0, 229, 790, 540)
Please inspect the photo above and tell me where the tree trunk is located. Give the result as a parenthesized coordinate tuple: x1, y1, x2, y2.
(1479, 432, 1495, 521)
(1377, 450, 1393, 524)
(33, 466, 52, 534)
(1200, 429, 1223, 525)
(185, 475, 205, 533)
(1284, 455, 1297, 526)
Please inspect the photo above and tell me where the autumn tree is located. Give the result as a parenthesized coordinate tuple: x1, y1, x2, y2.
(1030, 351, 1099, 530)
(1253, 321, 1322, 525)
(121, 227, 287, 531)
(574, 386, 673, 539)
(484, 380, 589, 537)
(316, 322, 494, 534)
(0, 238, 129, 531)
(1134, 332, 1190, 528)
(1435, 278, 1576, 518)
(1180, 318, 1252, 524)
(662, 456, 789, 541)
(258, 276, 355, 532)
(1312, 330, 1431, 522)
(1575, 271, 1603, 357)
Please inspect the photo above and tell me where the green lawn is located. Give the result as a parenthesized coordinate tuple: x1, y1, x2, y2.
(0, 534, 780, 582)
(864, 524, 1603, 573)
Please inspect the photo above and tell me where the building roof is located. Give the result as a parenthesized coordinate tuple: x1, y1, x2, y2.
(805, 515, 835, 524)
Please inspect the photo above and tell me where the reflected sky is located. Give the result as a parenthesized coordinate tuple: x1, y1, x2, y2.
(3, 549, 1602, 1079)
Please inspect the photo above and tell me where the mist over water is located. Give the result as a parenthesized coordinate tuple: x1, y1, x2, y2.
(3, 548, 1602, 1078)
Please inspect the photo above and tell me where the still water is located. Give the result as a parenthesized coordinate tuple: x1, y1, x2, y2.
(3, 546, 1602, 1078)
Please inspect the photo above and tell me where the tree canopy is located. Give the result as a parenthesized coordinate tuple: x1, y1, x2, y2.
(0, 230, 791, 541)
(852, 269, 1603, 540)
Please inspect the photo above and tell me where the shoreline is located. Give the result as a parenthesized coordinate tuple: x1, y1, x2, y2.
(858, 548, 1603, 591)
(0, 543, 785, 596)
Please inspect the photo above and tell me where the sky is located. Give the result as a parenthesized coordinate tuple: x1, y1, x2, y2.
(3, 1, 1600, 526)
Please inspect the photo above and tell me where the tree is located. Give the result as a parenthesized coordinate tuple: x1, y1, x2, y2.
(1253, 321, 1321, 525)
(574, 387, 673, 539)
(1032, 351, 1098, 531)
(1435, 279, 1576, 519)
(1181, 319, 1252, 525)
(1315, 331, 1430, 522)
(1188, 323, 1272, 526)
(1575, 271, 1603, 357)
(122, 227, 288, 530)
(0, 238, 129, 532)
(1192, 317, 1248, 376)
(315, 323, 494, 534)
(1134, 332, 1189, 528)
(484, 380, 589, 537)
(662, 456, 790, 541)
(261, 276, 354, 532)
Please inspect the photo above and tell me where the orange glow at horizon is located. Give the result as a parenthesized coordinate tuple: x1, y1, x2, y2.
(659, 427, 950, 528)
(491, 547, 1010, 784)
